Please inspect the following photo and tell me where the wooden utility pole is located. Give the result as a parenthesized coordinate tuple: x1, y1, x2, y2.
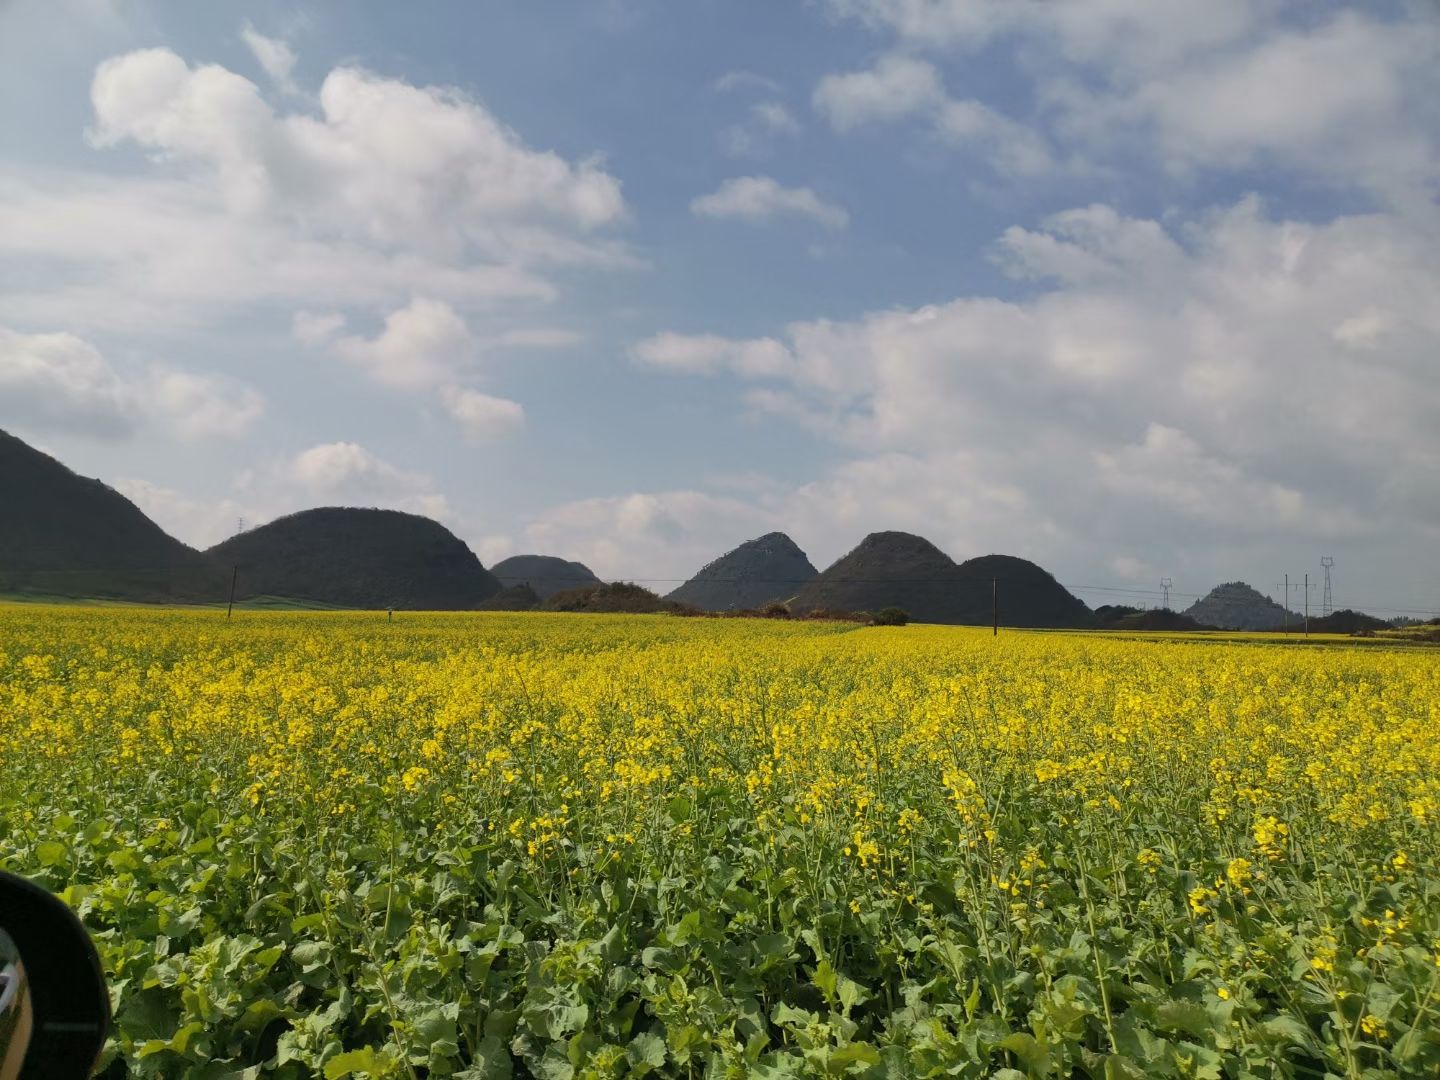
(226, 565, 238, 620)
(992, 577, 998, 637)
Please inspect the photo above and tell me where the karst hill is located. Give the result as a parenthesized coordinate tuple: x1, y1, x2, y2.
(0, 427, 225, 601)
(208, 508, 501, 610)
(666, 532, 818, 611)
(1183, 582, 1296, 631)
(491, 555, 601, 600)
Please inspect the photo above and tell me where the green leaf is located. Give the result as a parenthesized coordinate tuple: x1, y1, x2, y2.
(35, 840, 67, 867)
(626, 1031, 667, 1075)
(323, 1046, 383, 1079)
(999, 1033, 1050, 1075)
(455, 1035, 513, 1079)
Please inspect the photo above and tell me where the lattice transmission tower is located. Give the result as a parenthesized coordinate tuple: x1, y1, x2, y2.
(1320, 556, 1334, 617)
(1160, 578, 1173, 611)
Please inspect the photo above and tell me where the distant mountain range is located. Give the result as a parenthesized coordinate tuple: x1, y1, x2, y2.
(0, 428, 1390, 628)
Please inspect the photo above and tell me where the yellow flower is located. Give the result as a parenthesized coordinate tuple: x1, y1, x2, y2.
(1224, 857, 1253, 890)
(1360, 1014, 1389, 1040)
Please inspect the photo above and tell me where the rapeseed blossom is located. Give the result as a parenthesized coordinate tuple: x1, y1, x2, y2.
(1, 605, 1437, 1077)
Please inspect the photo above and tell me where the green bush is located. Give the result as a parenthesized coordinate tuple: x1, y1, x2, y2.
(871, 607, 911, 626)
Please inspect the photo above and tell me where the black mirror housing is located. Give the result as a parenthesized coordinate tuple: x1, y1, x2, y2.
(0, 870, 109, 1078)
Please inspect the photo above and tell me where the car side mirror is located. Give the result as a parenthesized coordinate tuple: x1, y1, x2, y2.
(0, 870, 109, 1078)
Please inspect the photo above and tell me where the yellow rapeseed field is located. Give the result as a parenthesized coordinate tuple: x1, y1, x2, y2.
(2, 604, 1437, 1078)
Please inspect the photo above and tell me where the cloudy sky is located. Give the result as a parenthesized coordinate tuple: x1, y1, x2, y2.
(2, 0, 1438, 615)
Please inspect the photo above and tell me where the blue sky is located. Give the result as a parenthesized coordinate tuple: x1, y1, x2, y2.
(2, 0, 1439, 615)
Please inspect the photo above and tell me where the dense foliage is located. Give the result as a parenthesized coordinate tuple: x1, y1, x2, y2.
(2, 606, 1437, 1078)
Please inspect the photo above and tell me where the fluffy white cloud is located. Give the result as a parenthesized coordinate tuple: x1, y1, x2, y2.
(311, 299, 528, 441)
(631, 198, 1440, 599)
(333, 298, 475, 390)
(0, 325, 264, 440)
(0, 174, 556, 334)
(821, 3, 1440, 201)
(0, 47, 631, 335)
(440, 387, 526, 443)
(0, 328, 133, 438)
(813, 53, 1051, 175)
(813, 53, 945, 130)
(144, 370, 266, 440)
(289, 441, 431, 499)
(691, 176, 848, 229)
(240, 24, 298, 93)
(89, 48, 626, 243)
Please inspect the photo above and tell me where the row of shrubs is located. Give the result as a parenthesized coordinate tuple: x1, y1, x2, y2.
(480, 582, 911, 626)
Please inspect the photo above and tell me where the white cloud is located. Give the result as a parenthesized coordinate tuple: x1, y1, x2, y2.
(440, 387, 526, 443)
(333, 298, 475, 390)
(691, 176, 848, 229)
(821, 4, 1440, 202)
(0, 47, 632, 335)
(813, 53, 945, 130)
(0, 325, 264, 441)
(240, 23, 298, 94)
(813, 53, 1051, 175)
(89, 48, 626, 242)
(143, 370, 266, 440)
(631, 332, 793, 376)
(1095, 423, 1304, 526)
(0, 327, 134, 438)
(0, 174, 557, 334)
(289, 441, 425, 496)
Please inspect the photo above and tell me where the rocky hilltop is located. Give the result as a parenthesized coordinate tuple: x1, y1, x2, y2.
(491, 555, 601, 600)
(208, 508, 501, 610)
(0, 428, 224, 601)
(1183, 582, 1295, 631)
(666, 532, 817, 610)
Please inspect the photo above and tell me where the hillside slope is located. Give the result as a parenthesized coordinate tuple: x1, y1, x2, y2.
(952, 554, 1091, 628)
(1184, 582, 1295, 631)
(491, 555, 601, 600)
(208, 508, 501, 609)
(790, 532, 960, 622)
(666, 532, 817, 610)
(0, 428, 224, 600)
